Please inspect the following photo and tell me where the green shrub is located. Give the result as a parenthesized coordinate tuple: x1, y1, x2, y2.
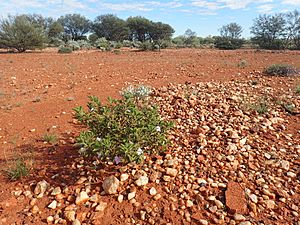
(58, 46, 73, 54)
(77, 40, 92, 49)
(264, 64, 298, 76)
(237, 60, 248, 68)
(214, 37, 244, 50)
(295, 85, 300, 94)
(250, 98, 269, 114)
(73, 88, 173, 164)
(140, 41, 154, 51)
(6, 159, 30, 180)
(122, 40, 132, 47)
(95, 37, 109, 50)
(66, 40, 80, 51)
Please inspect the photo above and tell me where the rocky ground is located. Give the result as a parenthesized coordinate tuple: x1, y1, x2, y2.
(1, 72, 299, 225)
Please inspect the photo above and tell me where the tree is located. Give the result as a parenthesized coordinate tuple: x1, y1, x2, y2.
(251, 14, 286, 50)
(183, 29, 198, 47)
(285, 10, 300, 49)
(0, 15, 46, 52)
(58, 14, 91, 40)
(127, 16, 153, 42)
(220, 23, 242, 39)
(93, 14, 129, 41)
(48, 21, 64, 39)
(214, 23, 244, 50)
(149, 22, 174, 41)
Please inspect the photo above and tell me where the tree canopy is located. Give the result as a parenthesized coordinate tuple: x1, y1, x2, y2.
(0, 15, 46, 52)
(58, 14, 91, 40)
(93, 14, 129, 41)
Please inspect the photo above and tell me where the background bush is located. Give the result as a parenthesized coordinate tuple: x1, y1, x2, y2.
(264, 64, 298, 76)
(58, 46, 73, 53)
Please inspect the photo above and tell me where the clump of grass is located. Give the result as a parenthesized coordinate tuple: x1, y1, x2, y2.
(237, 59, 248, 69)
(43, 133, 58, 144)
(249, 98, 269, 114)
(263, 64, 297, 76)
(6, 159, 30, 181)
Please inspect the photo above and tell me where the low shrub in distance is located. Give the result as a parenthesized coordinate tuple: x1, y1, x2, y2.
(73, 87, 173, 164)
(58, 46, 73, 53)
(264, 64, 298, 76)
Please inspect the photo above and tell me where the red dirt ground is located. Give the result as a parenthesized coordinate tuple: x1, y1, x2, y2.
(0, 48, 299, 224)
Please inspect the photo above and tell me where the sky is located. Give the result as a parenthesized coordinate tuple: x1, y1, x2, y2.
(0, 0, 299, 37)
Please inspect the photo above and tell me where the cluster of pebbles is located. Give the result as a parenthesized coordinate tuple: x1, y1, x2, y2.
(8, 79, 300, 225)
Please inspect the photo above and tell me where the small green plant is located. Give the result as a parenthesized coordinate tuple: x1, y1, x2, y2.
(295, 85, 300, 94)
(251, 80, 258, 85)
(43, 133, 58, 144)
(58, 46, 73, 54)
(264, 64, 297, 76)
(283, 102, 295, 113)
(6, 159, 30, 180)
(249, 98, 269, 114)
(73, 88, 173, 164)
(237, 59, 248, 69)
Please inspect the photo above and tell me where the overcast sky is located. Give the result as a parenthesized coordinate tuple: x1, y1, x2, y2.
(0, 0, 299, 37)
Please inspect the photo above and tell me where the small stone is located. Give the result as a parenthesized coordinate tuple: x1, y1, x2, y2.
(34, 180, 49, 198)
(234, 213, 246, 221)
(249, 194, 258, 203)
(51, 187, 62, 196)
(75, 191, 89, 205)
(76, 177, 87, 184)
(118, 194, 124, 203)
(102, 176, 120, 194)
(120, 174, 129, 182)
(64, 210, 76, 221)
(225, 181, 247, 214)
(280, 160, 290, 170)
(186, 200, 193, 207)
(48, 200, 57, 209)
(140, 210, 146, 220)
(199, 219, 208, 225)
(135, 176, 149, 186)
(215, 200, 224, 209)
(209, 206, 218, 213)
(153, 194, 162, 200)
(239, 222, 251, 225)
(95, 202, 107, 212)
(128, 192, 136, 200)
(31, 205, 39, 214)
(47, 216, 54, 223)
(89, 194, 99, 203)
(265, 200, 276, 209)
(149, 187, 157, 196)
(287, 172, 296, 178)
(72, 219, 81, 225)
(166, 168, 178, 177)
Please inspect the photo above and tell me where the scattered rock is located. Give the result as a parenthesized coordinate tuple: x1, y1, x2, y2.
(102, 176, 120, 194)
(75, 191, 89, 205)
(135, 176, 149, 186)
(225, 181, 247, 214)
